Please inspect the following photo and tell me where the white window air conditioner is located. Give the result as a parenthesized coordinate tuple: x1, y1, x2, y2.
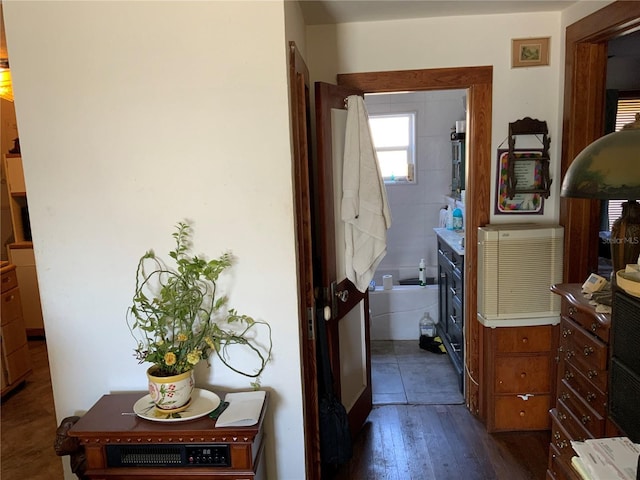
(477, 224, 564, 327)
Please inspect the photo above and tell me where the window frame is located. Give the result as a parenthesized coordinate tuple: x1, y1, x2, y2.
(368, 111, 417, 184)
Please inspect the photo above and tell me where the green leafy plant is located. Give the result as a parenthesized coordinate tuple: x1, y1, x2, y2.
(127, 222, 272, 385)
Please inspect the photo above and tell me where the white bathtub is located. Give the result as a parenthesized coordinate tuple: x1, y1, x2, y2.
(369, 285, 439, 340)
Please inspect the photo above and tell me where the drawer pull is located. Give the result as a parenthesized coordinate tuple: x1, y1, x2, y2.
(560, 392, 570, 401)
(558, 411, 567, 421)
(554, 431, 561, 440)
(591, 323, 598, 333)
(583, 346, 594, 356)
(587, 370, 598, 379)
(520, 372, 527, 379)
(564, 371, 574, 380)
(519, 410, 525, 417)
(521, 337, 529, 344)
(566, 350, 575, 360)
(5, 294, 15, 302)
(586, 392, 596, 403)
(581, 415, 591, 425)
(562, 328, 573, 338)
(555, 440, 568, 449)
(568, 306, 577, 316)
(517, 394, 533, 401)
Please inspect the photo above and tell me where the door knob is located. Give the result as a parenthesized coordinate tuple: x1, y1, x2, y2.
(335, 289, 349, 303)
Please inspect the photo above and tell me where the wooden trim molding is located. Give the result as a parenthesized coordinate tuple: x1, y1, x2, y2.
(560, 2, 640, 282)
(338, 66, 493, 420)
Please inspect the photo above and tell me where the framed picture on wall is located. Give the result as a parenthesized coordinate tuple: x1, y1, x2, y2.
(511, 37, 550, 68)
(495, 149, 545, 215)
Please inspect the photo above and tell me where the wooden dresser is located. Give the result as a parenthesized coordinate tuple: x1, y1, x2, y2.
(484, 324, 557, 432)
(546, 284, 614, 480)
(1, 262, 32, 396)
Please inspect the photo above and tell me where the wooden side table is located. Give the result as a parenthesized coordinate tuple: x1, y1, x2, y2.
(68, 391, 267, 480)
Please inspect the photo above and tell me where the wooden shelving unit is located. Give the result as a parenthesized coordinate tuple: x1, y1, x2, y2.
(2, 154, 44, 336)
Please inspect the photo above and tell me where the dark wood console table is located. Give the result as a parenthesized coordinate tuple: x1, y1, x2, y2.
(68, 391, 267, 480)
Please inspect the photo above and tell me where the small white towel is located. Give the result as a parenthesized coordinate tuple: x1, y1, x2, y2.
(342, 95, 392, 293)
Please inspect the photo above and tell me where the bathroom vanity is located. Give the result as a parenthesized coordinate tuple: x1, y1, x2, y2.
(434, 228, 464, 392)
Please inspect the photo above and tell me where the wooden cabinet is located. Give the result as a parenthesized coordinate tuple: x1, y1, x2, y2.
(437, 233, 464, 392)
(69, 392, 267, 479)
(1, 262, 32, 396)
(484, 324, 556, 432)
(546, 284, 612, 480)
(2, 154, 44, 336)
(451, 138, 465, 198)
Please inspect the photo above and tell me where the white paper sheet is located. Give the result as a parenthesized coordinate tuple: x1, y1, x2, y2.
(215, 390, 266, 427)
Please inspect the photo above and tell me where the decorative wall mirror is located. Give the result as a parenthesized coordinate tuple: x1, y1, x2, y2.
(506, 117, 552, 200)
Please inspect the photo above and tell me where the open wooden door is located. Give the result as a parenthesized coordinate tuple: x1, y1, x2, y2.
(313, 81, 372, 437)
(288, 42, 321, 479)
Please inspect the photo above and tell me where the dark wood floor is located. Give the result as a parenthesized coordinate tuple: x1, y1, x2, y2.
(333, 404, 549, 480)
(1, 340, 549, 480)
(1, 339, 64, 479)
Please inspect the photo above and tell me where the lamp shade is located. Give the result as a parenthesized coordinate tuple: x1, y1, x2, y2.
(560, 128, 640, 200)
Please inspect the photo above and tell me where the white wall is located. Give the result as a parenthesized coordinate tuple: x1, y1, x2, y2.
(3, 1, 305, 479)
(366, 90, 465, 282)
(307, 11, 565, 225)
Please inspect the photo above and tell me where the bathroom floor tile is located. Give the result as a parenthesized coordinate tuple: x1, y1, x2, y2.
(373, 392, 408, 405)
(371, 362, 405, 394)
(371, 340, 463, 405)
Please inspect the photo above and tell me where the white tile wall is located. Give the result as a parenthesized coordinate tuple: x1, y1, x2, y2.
(366, 90, 466, 285)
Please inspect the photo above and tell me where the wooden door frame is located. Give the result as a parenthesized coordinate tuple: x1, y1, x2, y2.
(337, 66, 492, 419)
(289, 42, 322, 480)
(560, 1, 640, 282)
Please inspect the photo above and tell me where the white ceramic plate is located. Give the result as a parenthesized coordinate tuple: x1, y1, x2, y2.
(133, 388, 221, 423)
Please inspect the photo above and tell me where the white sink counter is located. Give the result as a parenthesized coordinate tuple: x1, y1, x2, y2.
(434, 228, 465, 256)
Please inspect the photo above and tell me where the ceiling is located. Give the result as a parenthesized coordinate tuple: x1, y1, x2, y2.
(298, 0, 578, 25)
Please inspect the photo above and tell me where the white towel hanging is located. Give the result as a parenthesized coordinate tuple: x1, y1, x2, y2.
(341, 95, 392, 293)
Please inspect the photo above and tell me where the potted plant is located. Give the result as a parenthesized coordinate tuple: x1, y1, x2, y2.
(127, 222, 272, 412)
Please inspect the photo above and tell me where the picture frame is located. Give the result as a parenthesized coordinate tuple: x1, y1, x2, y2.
(511, 37, 550, 68)
(495, 149, 545, 215)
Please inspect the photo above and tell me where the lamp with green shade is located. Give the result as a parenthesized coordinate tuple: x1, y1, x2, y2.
(560, 114, 640, 274)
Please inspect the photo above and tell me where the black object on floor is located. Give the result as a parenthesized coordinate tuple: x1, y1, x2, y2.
(419, 335, 446, 354)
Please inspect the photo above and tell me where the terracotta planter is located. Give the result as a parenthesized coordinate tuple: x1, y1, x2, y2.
(146, 366, 194, 413)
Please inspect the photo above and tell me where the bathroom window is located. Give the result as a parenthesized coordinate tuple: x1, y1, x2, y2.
(369, 112, 416, 184)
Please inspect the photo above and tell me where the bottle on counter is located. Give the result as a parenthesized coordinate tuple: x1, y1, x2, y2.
(446, 205, 454, 230)
(419, 258, 426, 286)
(452, 208, 463, 230)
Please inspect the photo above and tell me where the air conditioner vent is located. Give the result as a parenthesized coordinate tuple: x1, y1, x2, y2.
(478, 224, 563, 327)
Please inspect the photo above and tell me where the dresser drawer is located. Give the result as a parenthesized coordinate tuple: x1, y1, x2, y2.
(1, 268, 18, 294)
(495, 355, 551, 394)
(4, 344, 31, 384)
(495, 325, 553, 353)
(557, 379, 605, 436)
(1, 318, 29, 355)
(560, 318, 608, 392)
(559, 360, 607, 417)
(555, 398, 592, 442)
(548, 443, 580, 480)
(562, 300, 609, 343)
(1, 288, 22, 326)
(493, 394, 551, 431)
